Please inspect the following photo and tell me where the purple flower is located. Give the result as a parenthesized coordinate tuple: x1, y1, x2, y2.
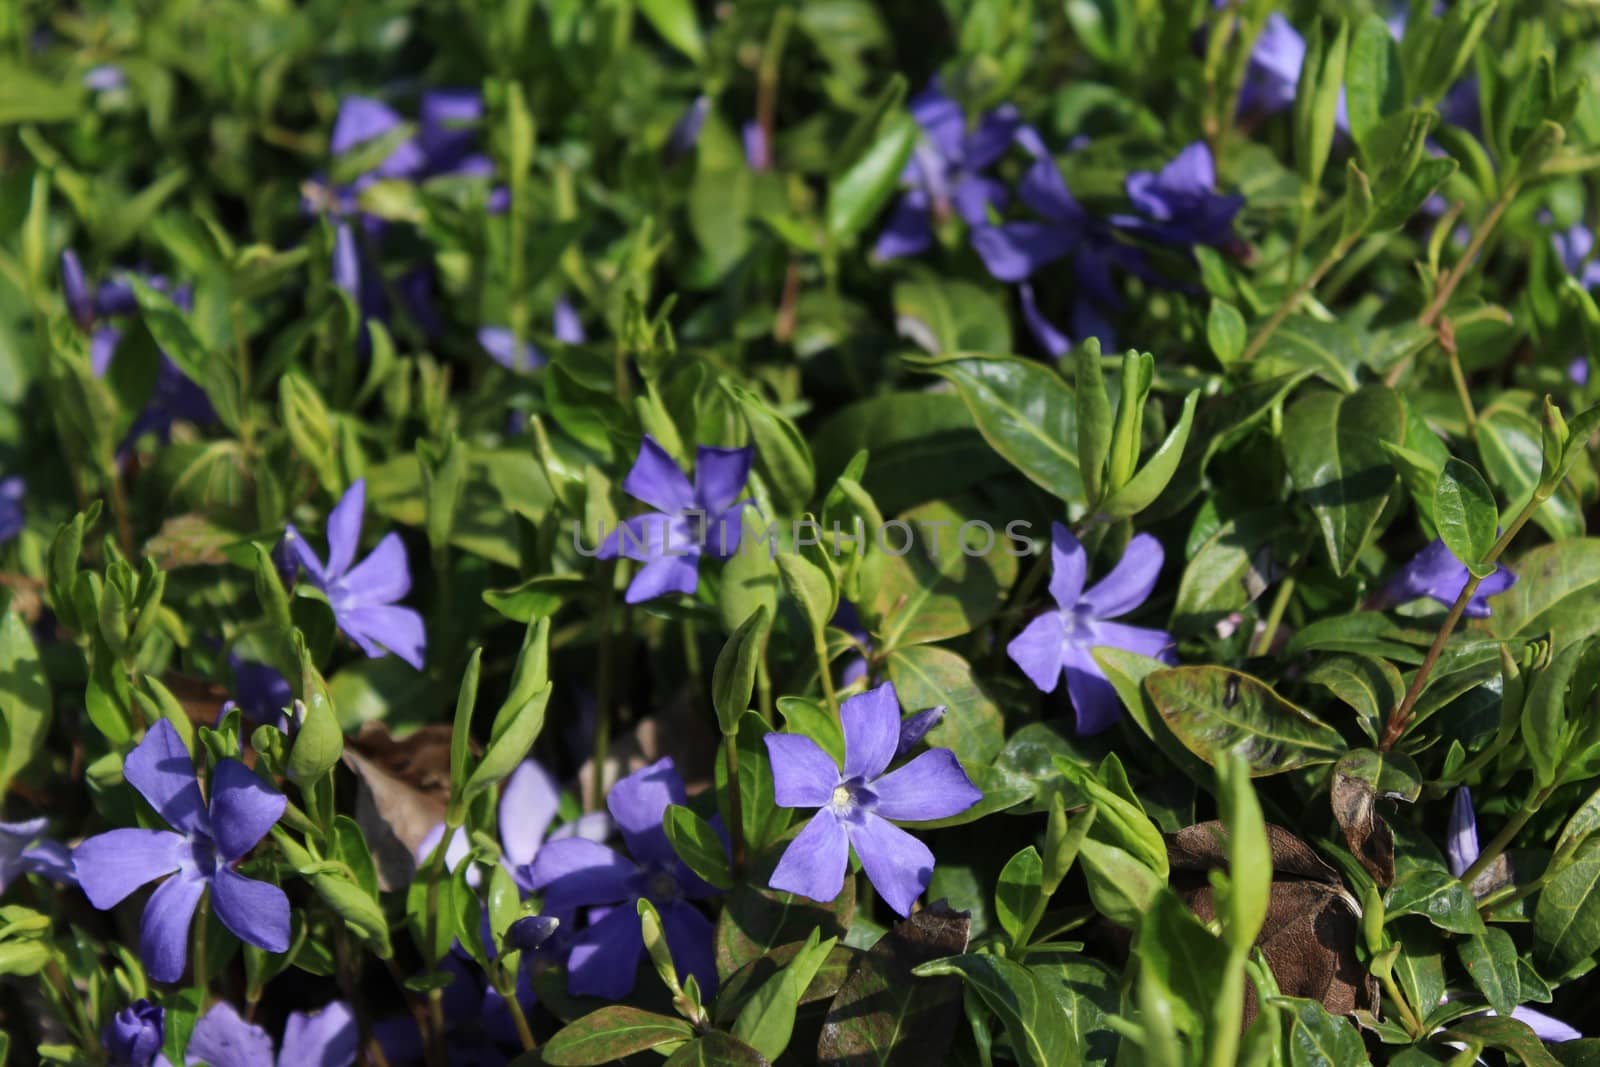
(498, 759, 611, 891)
(0, 476, 23, 544)
(0, 817, 74, 892)
(1232, 12, 1351, 130)
(742, 121, 771, 172)
(73, 720, 290, 983)
(524, 757, 720, 1000)
(283, 479, 427, 669)
(764, 683, 980, 916)
(505, 914, 561, 952)
(874, 80, 1021, 261)
(1383, 540, 1515, 619)
(832, 601, 872, 686)
(103, 1000, 163, 1066)
(230, 655, 293, 728)
(970, 151, 1135, 352)
(1554, 225, 1600, 291)
(666, 96, 711, 160)
(1114, 141, 1243, 248)
(479, 301, 585, 374)
(1446, 786, 1479, 879)
(84, 64, 127, 93)
(595, 436, 754, 604)
(170, 1000, 358, 1067)
(1007, 522, 1175, 734)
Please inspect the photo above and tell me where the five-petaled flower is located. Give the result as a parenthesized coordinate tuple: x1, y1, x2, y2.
(170, 999, 358, 1067)
(74, 720, 290, 983)
(524, 757, 721, 1000)
(1382, 539, 1515, 619)
(595, 435, 754, 604)
(1007, 522, 1175, 734)
(0, 817, 74, 893)
(875, 79, 1022, 262)
(764, 682, 981, 916)
(284, 478, 427, 669)
(1443, 787, 1580, 1042)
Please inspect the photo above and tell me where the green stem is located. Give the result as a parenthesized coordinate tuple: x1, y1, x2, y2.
(1380, 970, 1426, 1038)
(1250, 575, 1295, 657)
(499, 973, 538, 1050)
(814, 625, 838, 715)
(1441, 321, 1478, 435)
(1239, 229, 1364, 363)
(724, 732, 746, 876)
(682, 617, 704, 719)
(1459, 785, 1554, 888)
(755, 650, 774, 725)
(192, 894, 210, 999)
(1418, 183, 1518, 329)
(1206, 945, 1249, 1067)
(590, 564, 617, 811)
(420, 817, 459, 1067)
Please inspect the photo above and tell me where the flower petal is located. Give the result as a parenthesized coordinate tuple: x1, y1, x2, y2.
(623, 436, 695, 514)
(524, 837, 637, 911)
(554, 299, 586, 344)
(764, 733, 840, 809)
(331, 96, 403, 156)
(768, 810, 849, 905)
(337, 532, 412, 608)
(1019, 283, 1072, 359)
(499, 760, 562, 869)
(211, 868, 291, 954)
(478, 326, 544, 373)
(282, 525, 327, 586)
(607, 758, 685, 865)
(1447, 786, 1480, 879)
(846, 814, 933, 917)
(1047, 521, 1088, 608)
(842, 683, 902, 781)
(337, 605, 427, 670)
(1506, 1005, 1580, 1043)
(324, 479, 367, 581)
(1017, 156, 1084, 223)
(124, 719, 209, 835)
(186, 1001, 275, 1067)
(1007, 610, 1066, 693)
(1080, 533, 1164, 619)
(74, 829, 187, 908)
(693, 446, 753, 515)
(661, 901, 718, 999)
(139, 872, 204, 983)
(208, 760, 286, 863)
(1062, 643, 1123, 735)
(971, 222, 1073, 283)
(871, 750, 982, 822)
(872, 193, 934, 262)
(1092, 622, 1175, 663)
(280, 1001, 360, 1067)
(565, 904, 645, 1000)
(624, 555, 701, 604)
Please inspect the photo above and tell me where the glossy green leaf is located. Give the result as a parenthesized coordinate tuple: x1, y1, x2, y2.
(827, 115, 918, 242)
(1144, 666, 1348, 775)
(663, 804, 733, 891)
(1282, 385, 1405, 576)
(542, 1006, 696, 1066)
(1433, 458, 1498, 574)
(913, 954, 1071, 1067)
(0, 611, 51, 794)
(1534, 836, 1600, 977)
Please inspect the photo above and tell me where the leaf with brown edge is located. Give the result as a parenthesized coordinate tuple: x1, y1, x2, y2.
(342, 721, 456, 890)
(715, 880, 855, 984)
(1443, 1015, 1562, 1067)
(816, 903, 971, 1067)
(1330, 749, 1420, 887)
(542, 1005, 695, 1066)
(1167, 822, 1376, 1020)
(1145, 666, 1347, 775)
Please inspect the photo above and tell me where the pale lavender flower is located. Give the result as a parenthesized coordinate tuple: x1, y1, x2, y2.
(84, 65, 127, 93)
(283, 479, 427, 669)
(103, 1000, 163, 1066)
(0, 818, 74, 892)
(74, 721, 290, 983)
(764, 682, 981, 916)
(1383, 540, 1515, 619)
(524, 757, 720, 1000)
(1007, 522, 1175, 734)
(595, 436, 754, 604)
(742, 121, 771, 172)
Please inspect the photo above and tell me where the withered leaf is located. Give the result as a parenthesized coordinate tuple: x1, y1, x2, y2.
(817, 903, 971, 1067)
(343, 721, 458, 891)
(1331, 763, 1394, 888)
(574, 696, 719, 804)
(1168, 822, 1377, 1020)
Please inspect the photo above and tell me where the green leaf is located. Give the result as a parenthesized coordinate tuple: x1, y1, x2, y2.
(1077, 839, 1161, 927)
(1100, 390, 1199, 519)
(1479, 409, 1585, 542)
(1206, 301, 1247, 368)
(883, 645, 1005, 767)
(1535, 836, 1600, 977)
(1282, 385, 1405, 576)
(1279, 997, 1370, 1067)
(1433, 458, 1498, 574)
(636, 0, 704, 62)
(130, 278, 241, 433)
(715, 881, 854, 983)
(1092, 648, 1214, 786)
(995, 847, 1045, 947)
(712, 605, 770, 736)
(1055, 760, 1168, 879)
(1135, 889, 1229, 1037)
(720, 507, 782, 633)
(0, 62, 84, 124)
(1492, 540, 1600, 653)
(724, 382, 815, 514)
(1524, 641, 1584, 788)
(662, 1033, 770, 1066)
(1217, 753, 1270, 948)
(827, 114, 918, 242)
(663, 804, 733, 891)
(714, 711, 791, 854)
(1107, 351, 1152, 491)
(732, 930, 836, 1061)
(1346, 14, 1406, 152)
(775, 551, 836, 639)
(911, 954, 1071, 1067)
(907, 353, 1083, 507)
(1304, 655, 1404, 744)
(1442, 1015, 1562, 1067)
(482, 574, 588, 622)
(893, 278, 1012, 356)
(1075, 337, 1113, 503)
(1031, 957, 1120, 1065)
(1384, 868, 1485, 935)
(542, 1006, 696, 1066)
(1458, 927, 1520, 1017)
(0, 611, 51, 793)
(1293, 18, 1350, 190)
(287, 648, 343, 785)
(1144, 666, 1348, 775)
(870, 498, 1017, 649)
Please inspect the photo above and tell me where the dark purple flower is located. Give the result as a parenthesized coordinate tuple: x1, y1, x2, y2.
(0, 477, 23, 545)
(176, 999, 358, 1067)
(1383, 539, 1515, 619)
(666, 96, 711, 160)
(874, 80, 1021, 261)
(595, 436, 754, 604)
(895, 705, 946, 758)
(418, 89, 486, 175)
(1238, 12, 1306, 115)
(505, 914, 561, 952)
(524, 757, 720, 1000)
(0, 817, 73, 892)
(764, 683, 980, 916)
(1007, 522, 1175, 734)
(971, 151, 1135, 352)
(331, 96, 425, 180)
(831, 601, 872, 686)
(74, 720, 290, 983)
(1115, 141, 1243, 248)
(230, 655, 292, 728)
(103, 1000, 163, 1066)
(283, 479, 427, 669)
